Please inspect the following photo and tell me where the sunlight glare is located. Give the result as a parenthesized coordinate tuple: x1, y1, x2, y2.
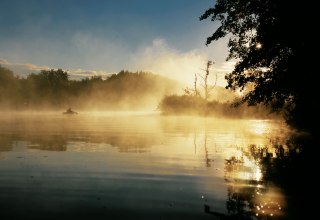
(254, 166, 263, 181)
(256, 43, 262, 49)
(251, 121, 269, 135)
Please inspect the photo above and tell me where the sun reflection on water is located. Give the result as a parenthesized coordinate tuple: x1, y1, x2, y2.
(249, 120, 272, 135)
(0, 113, 292, 219)
(221, 119, 288, 219)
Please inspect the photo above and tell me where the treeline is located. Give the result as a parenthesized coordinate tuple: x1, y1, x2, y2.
(1, 65, 279, 118)
(158, 94, 278, 119)
(156, 60, 278, 119)
(0, 65, 181, 111)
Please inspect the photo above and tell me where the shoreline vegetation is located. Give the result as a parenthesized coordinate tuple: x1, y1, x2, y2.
(0, 65, 280, 121)
(158, 94, 280, 120)
(0, 66, 180, 111)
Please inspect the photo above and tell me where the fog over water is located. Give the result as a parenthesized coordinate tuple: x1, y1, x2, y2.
(0, 1, 314, 218)
(0, 111, 292, 220)
(0, 51, 296, 220)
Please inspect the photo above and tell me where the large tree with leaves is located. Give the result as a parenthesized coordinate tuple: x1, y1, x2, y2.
(200, 1, 318, 135)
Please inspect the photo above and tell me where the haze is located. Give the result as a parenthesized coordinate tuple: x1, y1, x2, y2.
(0, 0, 235, 87)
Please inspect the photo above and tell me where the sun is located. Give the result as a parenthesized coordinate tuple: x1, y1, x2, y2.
(256, 43, 262, 49)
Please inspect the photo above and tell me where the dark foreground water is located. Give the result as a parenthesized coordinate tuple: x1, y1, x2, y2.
(0, 112, 309, 219)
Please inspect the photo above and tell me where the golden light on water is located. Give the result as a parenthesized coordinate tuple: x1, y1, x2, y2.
(224, 155, 286, 218)
(0, 112, 291, 219)
(254, 166, 262, 181)
(221, 119, 288, 219)
(251, 120, 269, 135)
(254, 187, 286, 218)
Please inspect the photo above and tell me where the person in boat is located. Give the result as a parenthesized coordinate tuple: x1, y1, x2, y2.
(64, 107, 77, 114)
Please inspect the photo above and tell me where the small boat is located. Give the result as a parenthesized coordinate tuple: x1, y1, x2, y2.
(63, 108, 78, 115)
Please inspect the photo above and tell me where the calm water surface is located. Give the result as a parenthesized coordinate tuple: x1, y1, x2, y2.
(0, 112, 291, 220)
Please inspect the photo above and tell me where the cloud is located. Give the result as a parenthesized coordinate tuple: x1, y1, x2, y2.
(0, 59, 112, 80)
(0, 59, 9, 64)
(1, 35, 235, 86)
(129, 38, 234, 87)
(67, 69, 113, 80)
(0, 59, 50, 77)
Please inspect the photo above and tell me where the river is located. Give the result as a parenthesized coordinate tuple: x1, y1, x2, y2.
(0, 111, 295, 219)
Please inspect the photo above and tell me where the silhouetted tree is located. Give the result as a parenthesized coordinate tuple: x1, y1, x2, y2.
(25, 69, 69, 107)
(183, 73, 200, 97)
(0, 65, 15, 83)
(0, 65, 22, 107)
(184, 61, 217, 100)
(200, 1, 318, 135)
(198, 60, 217, 101)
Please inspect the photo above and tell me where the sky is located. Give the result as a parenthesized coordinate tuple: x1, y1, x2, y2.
(0, 0, 235, 86)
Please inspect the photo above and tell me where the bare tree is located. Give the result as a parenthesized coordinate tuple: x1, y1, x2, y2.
(198, 60, 217, 101)
(184, 73, 200, 97)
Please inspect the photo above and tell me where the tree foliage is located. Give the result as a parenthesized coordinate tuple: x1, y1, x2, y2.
(0, 67, 180, 110)
(200, 0, 318, 134)
(0, 65, 22, 106)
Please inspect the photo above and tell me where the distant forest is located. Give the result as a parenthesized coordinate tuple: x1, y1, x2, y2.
(0, 65, 180, 111)
(0, 65, 278, 119)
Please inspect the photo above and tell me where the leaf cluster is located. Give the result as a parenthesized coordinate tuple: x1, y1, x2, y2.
(200, 0, 319, 134)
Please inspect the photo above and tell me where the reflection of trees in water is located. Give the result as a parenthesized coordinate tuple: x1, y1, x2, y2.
(0, 134, 68, 152)
(202, 138, 297, 219)
(28, 133, 157, 153)
(68, 134, 157, 153)
(193, 130, 214, 168)
(107, 135, 154, 153)
(226, 183, 255, 217)
(0, 135, 14, 159)
(203, 132, 213, 167)
(220, 137, 307, 220)
(243, 141, 302, 187)
(0, 135, 14, 152)
(27, 136, 68, 151)
(0, 132, 158, 154)
(223, 157, 284, 219)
